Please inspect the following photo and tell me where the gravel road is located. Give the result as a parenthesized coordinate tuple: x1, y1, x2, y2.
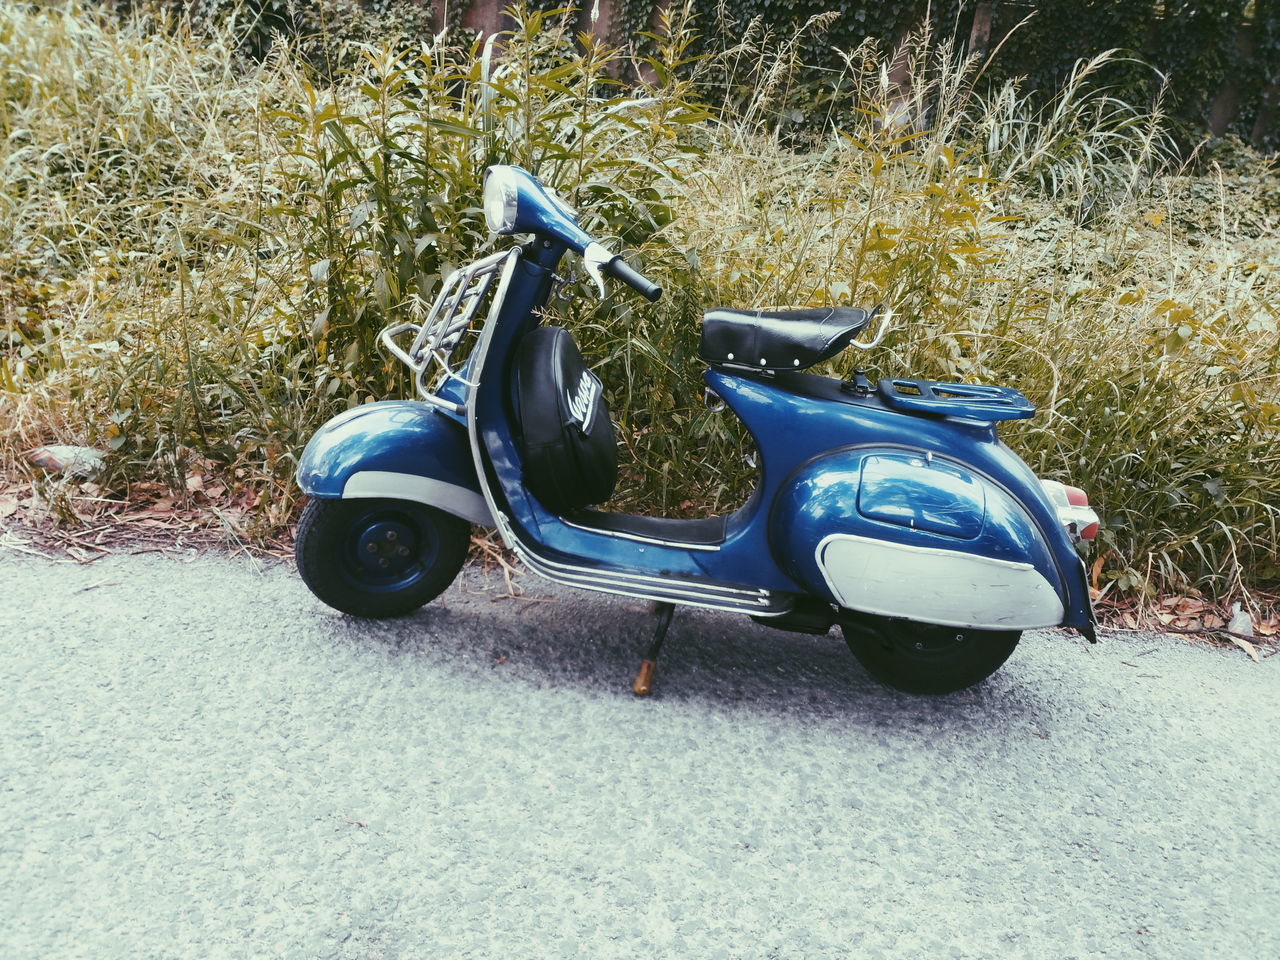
(2, 544, 1277, 960)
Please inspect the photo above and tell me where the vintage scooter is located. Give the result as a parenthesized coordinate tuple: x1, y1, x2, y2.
(294, 165, 1099, 695)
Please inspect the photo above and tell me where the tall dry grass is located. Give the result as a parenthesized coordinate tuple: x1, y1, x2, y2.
(633, 29, 1279, 608)
(0, 2, 1276, 612)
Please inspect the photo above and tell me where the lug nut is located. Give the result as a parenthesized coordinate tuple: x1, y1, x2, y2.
(378, 558, 389, 568)
(386, 530, 398, 541)
(397, 546, 409, 556)
(915, 642, 924, 650)
(955, 634, 964, 642)
(365, 543, 377, 553)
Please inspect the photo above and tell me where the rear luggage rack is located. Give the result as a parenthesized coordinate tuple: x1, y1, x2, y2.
(878, 378, 1036, 421)
(380, 249, 513, 413)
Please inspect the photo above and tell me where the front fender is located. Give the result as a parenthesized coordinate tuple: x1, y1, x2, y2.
(770, 447, 1076, 631)
(297, 401, 491, 526)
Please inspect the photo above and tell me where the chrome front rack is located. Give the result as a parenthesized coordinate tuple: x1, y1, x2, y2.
(379, 249, 512, 414)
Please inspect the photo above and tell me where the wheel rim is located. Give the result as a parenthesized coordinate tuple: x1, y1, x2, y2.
(879, 622, 976, 663)
(338, 506, 439, 593)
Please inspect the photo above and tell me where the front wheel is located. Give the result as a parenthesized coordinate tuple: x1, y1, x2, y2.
(294, 497, 469, 618)
(839, 613, 1020, 695)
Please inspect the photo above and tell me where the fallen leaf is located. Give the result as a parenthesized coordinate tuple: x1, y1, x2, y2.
(1174, 597, 1209, 616)
(1229, 634, 1261, 663)
(1090, 552, 1109, 591)
(0, 496, 17, 519)
(185, 473, 204, 493)
(27, 445, 106, 477)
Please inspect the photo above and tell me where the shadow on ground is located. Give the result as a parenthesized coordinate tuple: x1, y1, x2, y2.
(307, 566, 1066, 732)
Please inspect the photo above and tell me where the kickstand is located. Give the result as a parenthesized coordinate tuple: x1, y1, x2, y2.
(632, 602, 675, 697)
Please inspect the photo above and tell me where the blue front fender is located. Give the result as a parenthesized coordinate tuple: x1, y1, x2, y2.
(296, 401, 491, 526)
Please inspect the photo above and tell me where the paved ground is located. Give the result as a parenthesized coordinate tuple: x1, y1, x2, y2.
(2, 545, 1277, 960)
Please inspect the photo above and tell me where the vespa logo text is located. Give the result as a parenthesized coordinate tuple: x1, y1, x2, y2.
(566, 370, 601, 435)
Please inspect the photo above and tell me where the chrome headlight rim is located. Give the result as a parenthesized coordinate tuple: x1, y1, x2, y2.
(483, 166, 520, 234)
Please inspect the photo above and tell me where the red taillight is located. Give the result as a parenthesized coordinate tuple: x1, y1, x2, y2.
(1040, 478, 1101, 544)
(1066, 486, 1097, 538)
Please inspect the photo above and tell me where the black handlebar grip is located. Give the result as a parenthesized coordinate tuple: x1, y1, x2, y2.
(604, 257, 662, 302)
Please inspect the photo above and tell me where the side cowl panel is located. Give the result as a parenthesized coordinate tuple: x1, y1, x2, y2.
(770, 447, 1067, 630)
(296, 401, 491, 525)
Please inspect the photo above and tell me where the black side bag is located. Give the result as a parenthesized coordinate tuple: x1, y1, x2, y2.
(515, 325, 617, 513)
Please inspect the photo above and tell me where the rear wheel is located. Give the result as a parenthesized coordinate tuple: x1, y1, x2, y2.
(839, 613, 1020, 695)
(295, 497, 469, 618)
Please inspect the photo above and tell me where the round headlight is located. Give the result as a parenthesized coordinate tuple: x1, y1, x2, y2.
(483, 167, 519, 233)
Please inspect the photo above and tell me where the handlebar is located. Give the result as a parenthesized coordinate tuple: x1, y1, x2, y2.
(581, 241, 662, 302)
(603, 256, 662, 302)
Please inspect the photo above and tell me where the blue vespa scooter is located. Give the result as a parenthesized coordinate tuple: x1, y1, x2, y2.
(294, 165, 1100, 695)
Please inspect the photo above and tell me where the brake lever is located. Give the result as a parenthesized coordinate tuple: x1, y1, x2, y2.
(582, 242, 613, 300)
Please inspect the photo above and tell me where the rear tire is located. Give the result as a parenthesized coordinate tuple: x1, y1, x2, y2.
(294, 497, 469, 618)
(840, 613, 1020, 695)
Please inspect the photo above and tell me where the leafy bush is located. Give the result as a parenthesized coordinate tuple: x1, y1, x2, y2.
(1, 2, 1276, 613)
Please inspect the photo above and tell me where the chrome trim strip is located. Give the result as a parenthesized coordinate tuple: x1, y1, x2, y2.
(495, 512, 790, 616)
(467, 250, 527, 529)
(558, 515, 722, 552)
(515, 524, 768, 597)
(342, 471, 493, 526)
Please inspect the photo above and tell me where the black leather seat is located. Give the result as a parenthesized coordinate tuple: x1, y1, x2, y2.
(699, 306, 871, 372)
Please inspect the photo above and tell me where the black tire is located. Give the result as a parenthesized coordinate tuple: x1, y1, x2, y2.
(839, 613, 1020, 695)
(294, 497, 469, 618)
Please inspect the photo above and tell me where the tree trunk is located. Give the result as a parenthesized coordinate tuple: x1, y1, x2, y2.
(967, 1, 994, 60)
(1252, 0, 1280, 146)
(1208, 19, 1257, 136)
(1251, 71, 1280, 145)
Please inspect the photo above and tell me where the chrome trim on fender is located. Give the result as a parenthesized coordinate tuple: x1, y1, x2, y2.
(816, 533, 1065, 629)
(342, 471, 492, 526)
